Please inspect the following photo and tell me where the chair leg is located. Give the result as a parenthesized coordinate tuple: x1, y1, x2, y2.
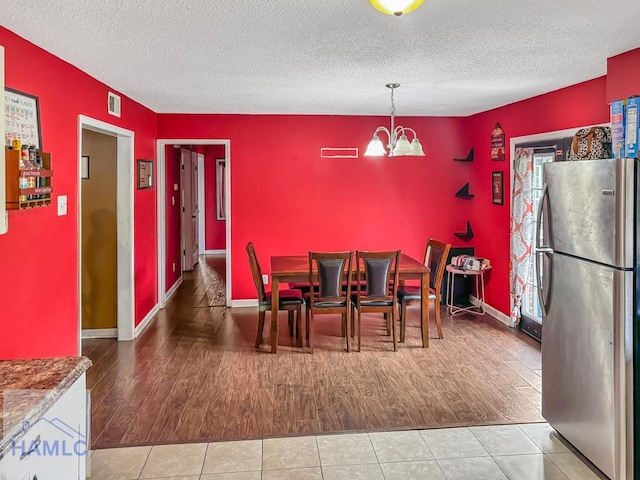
(391, 307, 398, 352)
(255, 310, 266, 349)
(296, 306, 303, 347)
(341, 314, 347, 337)
(357, 308, 362, 352)
(400, 301, 407, 343)
(385, 312, 391, 336)
(344, 312, 351, 352)
(351, 304, 356, 338)
(308, 310, 314, 354)
(435, 300, 444, 339)
(288, 310, 294, 336)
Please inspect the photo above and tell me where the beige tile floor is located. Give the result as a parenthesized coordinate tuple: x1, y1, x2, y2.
(88, 423, 607, 480)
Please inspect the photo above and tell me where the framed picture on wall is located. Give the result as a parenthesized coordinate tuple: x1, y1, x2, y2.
(4, 87, 42, 149)
(492, 171, 504, 205)
(137, 159, 154, 189)
(216, 158, 226, 220)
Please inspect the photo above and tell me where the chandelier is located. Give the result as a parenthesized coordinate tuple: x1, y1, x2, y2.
(369, 0, 425, 16)
(364, 83, 425, 157)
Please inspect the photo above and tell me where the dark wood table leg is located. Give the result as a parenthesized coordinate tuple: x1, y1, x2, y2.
(421, 271, 429, 348)
(270, 277, 279, 353)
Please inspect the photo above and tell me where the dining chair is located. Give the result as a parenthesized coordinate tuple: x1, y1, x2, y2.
(397, 238, 451, 342)
(351, 250, 401, 352)
(246, 242, 305, 349)
(305, 251, 353, 353)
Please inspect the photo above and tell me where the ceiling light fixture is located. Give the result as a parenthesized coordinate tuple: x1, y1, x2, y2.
(364, 83, 425, 157)
(369, 0, 425, 16)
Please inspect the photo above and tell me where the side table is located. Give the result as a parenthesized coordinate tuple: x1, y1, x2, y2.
(446, 264, 491, 316)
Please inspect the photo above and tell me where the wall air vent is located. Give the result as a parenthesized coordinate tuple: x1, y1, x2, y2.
(108, 91, 121, 117)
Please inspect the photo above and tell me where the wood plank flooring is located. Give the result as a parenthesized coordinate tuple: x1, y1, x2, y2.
(84, 255, 543, 449)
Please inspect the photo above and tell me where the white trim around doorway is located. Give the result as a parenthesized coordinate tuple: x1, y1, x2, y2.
(508, 122, 611, 323)
(156, 139, 231, 308)
(197, 153, 205, 255)
(78, 115, 136, 350)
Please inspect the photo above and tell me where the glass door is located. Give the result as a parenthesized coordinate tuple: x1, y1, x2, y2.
(521, 151, 554, 323)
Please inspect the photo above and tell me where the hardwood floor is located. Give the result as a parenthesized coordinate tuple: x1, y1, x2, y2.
(84, 255, 543, 449)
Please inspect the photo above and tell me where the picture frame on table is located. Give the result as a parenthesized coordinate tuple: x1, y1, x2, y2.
(137, 159, 154, 189)
(4, 87, 42, 150)
(492, 171, 504, 205)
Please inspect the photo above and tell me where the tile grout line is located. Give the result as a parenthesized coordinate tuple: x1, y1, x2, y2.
(200, 442, 210, 478)
(136, 445, 153, 480)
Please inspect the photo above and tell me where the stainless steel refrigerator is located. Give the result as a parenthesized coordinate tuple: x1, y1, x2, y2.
(537, 157, 635, 480)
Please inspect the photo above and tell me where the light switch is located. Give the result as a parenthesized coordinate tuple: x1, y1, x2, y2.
(171, 195, 175, 206)
(57, 195, 68, 216)
(173, 183, 179, 191)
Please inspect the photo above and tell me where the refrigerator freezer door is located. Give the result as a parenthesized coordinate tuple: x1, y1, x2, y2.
(543, 158, 635, 268)
(542, 253, 633, 480)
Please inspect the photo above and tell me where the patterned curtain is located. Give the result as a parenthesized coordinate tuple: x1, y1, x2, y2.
(510, 147, 535, 326)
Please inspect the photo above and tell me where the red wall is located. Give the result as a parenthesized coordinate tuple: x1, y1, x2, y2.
(204, 145, 226, 251)
(0, 27, 158, 359)
(464, 77, 610, 315)
(158, 114, 468, 300)
(606, 48, 640, 103)
(165, 145, 181, 290)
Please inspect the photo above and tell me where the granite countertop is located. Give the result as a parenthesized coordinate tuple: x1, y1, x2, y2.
(0, 356, 91, 460)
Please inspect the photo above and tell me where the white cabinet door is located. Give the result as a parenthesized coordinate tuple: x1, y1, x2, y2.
(0, 374, 87, 480)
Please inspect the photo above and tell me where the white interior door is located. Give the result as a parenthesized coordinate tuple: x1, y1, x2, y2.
(180, 148, 196, 271)
(190, 151, 199, 267)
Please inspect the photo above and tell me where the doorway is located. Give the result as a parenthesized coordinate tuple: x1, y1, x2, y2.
(78, 116, 135, 347)
(157, 140, 231, 308)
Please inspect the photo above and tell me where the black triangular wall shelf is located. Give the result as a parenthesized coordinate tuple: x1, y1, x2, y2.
(454, 221, 474, 241)
(453, 147, 474, 162)
(455, 183, 474, 199)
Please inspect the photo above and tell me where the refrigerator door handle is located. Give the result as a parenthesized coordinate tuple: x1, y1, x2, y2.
(535, 183, 551, 317)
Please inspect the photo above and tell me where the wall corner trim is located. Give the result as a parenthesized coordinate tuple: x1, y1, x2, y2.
(231, 299, 259, 308)
(469, 296, 512, 327)
(165, 276, 183, 303)
(134, 304, 160, 338)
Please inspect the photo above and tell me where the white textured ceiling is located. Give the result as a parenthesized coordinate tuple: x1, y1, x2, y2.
(2, 0, 640, 116)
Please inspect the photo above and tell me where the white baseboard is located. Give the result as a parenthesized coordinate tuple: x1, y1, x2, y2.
(134, 304, 160, 338)
(470, 295, 513, 327)
(231, 299, 259, 308)
(82, 328, 117, 339)
(205, 249, 226, 255)
(165, 276, 183, 303)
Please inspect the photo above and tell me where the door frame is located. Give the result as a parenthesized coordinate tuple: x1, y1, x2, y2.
(508, 123, 609, 325)
(156, 139, 231, 307)
(77, 115, 135, 347)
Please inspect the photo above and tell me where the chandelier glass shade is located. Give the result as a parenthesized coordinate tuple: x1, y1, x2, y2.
(368, 0, 425, 16)
(364, 83, 425, 157)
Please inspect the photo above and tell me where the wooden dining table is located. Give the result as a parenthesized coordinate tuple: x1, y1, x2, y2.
(266, 253, 430, 353)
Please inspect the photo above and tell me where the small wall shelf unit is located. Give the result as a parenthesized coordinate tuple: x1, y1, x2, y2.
(454, 221, 474, 241)
(453, 147, 474, 162)
(5, 149, 53, 209)
(455, 182, 474, 199)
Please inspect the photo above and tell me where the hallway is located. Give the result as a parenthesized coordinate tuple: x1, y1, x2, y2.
(84, 256, 543, 450)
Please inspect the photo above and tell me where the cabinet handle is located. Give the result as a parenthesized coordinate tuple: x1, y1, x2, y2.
(20, 434, 41, 460)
